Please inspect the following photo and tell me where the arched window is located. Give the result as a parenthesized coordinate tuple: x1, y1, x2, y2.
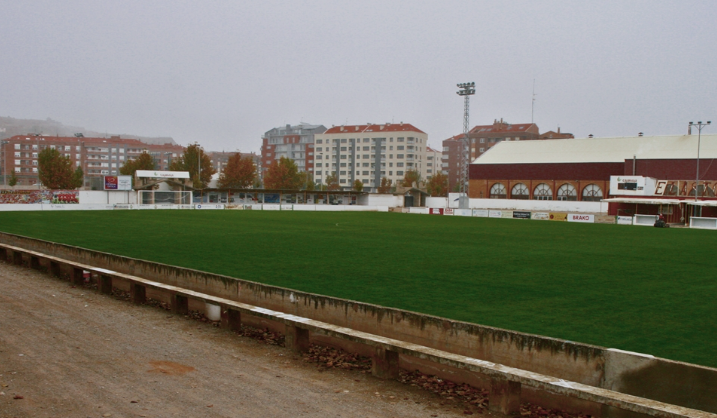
(581, 184, 603, 202)
(489, 183, 507, 199)
(533, 183, 553, 200)
(557, 183, 577, 201)
(511, 183, 529, 199)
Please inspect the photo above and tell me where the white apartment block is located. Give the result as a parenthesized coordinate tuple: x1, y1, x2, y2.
(313, 123, 430, 191)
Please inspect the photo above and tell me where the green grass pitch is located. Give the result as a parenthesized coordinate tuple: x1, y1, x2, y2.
(1, 210, 715, 368)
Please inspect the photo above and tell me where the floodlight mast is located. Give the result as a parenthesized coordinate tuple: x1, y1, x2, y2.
(688, 121, 711, 211)
(456, 82, 475, 195)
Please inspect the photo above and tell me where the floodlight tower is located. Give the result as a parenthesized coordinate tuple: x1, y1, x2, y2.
(688, 120, 711, 208)
(456, 82, 475, 194)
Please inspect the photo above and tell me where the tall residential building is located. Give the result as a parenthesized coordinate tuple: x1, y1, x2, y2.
(260, 123, 327, 180)
(425, 146, 443, 178)
(0, 134, 184, 187)
(313, 123, 429, 191)
(209, 151, 260, 175)
(442, 119, 540, 191)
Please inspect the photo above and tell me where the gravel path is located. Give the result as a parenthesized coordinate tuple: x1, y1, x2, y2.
(0, 261, 508, 418)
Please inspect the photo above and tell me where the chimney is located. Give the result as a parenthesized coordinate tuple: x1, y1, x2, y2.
(688, 124, 692, 135)
(588, 134, 594, 138)
(638, 132, 643, 137)
(557, 127, 561, 134)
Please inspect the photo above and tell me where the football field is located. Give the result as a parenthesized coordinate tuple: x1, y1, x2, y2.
(1, 210, 715, 368)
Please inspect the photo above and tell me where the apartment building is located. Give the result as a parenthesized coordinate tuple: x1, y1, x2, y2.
(442, 119, 540, 191)
(260, 123, 327, 179)
(313, 123, 429, 191)
(0, 134, 184, 187)
(209, 151, 260, 175)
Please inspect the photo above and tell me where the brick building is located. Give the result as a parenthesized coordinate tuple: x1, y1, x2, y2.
(442, 119, 540, 191)
(260, 123, 326, 181)
(0, 134, 184, 187)
(313, 123, 429, 191)
(468, 133, 717, 222)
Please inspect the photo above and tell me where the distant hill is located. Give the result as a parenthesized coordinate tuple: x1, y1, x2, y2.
(0, 116, 176, 145)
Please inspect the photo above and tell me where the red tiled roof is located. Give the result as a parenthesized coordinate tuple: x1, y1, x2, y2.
(469, 123, 536, 134)
(6, 135, 183, 149)
(323, 123, 425, 134)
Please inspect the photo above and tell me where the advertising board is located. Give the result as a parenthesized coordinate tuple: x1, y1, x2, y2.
(429, 208, 443, 215)
(513, 211, 531, 219)
(104, 175, 132, 191)
(549, 213, 567, 221)
(501, 211, 514, 218)
(531, 212, 550, 220)
(617, 216, 633, 225)
(195, 204, 225, 210)
(489, 210, 502, 218)
(567, 214, 595, 223)
(472, 209, 489, 217)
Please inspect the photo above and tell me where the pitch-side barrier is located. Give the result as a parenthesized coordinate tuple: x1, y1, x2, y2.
(1, 243, 714, 418)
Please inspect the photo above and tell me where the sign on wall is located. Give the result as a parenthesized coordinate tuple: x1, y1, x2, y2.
(104, 175, 132, 191)
(549, 213, 567, 221)
(513, 211, 531, 219)
(0, 190, 78, 204)
(531, 212, 550, 220)
(567, 214, 594, 223)
(610, 176, 657, 196)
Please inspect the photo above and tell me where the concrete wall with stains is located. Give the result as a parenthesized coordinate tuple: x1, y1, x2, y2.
(2, 232, 715, 415)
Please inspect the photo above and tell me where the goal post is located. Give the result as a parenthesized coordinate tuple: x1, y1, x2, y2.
(138, 190, 193, 205)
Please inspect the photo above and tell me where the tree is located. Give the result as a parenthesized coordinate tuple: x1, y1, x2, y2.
(298, 172, 315, 191)
(401, 169, 421, 187)
(453, 182, 462, 193)
(218, 153, 256, 189)
(325, 172, 340, 191)
(263, 157, 303, 189)
(377, 177, 392, 194)
(426, 173, 448, 197)
(8, 171, 17, 187)
(72, 166, 84, 189)
(170, 143, 216, 189)
(38, 148, 76, 189)
(120, 151, 156, 176)
(353, 180, 363, 192)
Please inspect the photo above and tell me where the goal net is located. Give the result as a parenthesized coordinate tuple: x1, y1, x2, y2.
(138, 190, 193, 205)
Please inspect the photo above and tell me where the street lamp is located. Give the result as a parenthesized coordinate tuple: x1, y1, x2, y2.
(688, 121, 711, 204)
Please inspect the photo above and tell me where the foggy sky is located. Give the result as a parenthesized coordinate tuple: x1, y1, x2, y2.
(1, 0, 716, 152)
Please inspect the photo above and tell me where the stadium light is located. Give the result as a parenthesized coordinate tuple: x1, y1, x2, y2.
(456, 82, 475, 196)
(688, 121, 711, 208)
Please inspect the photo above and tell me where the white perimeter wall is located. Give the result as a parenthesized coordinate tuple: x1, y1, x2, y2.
(79, 191, 137, 205)
(426, 196, 605, 213)
(359, 194, 403, 207)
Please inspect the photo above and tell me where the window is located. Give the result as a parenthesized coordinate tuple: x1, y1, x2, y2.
(397, 146, 404, 150)
(317, 147, 322, 152)
(316, 139, 322, 144)
(533, 183, 553, 200)
(397, 154, 404, 159)
(362, 163, 369, 167)
(340, 179, 346, 183)
(340, 163, 346, 167)
(362, 171, 369, 175)
(341, 147, 347, 151)
(511, 183, 529, 200)
(340, 171, 346, 175)
(316, 171, 322, 175)
(397, 162, 404, 167)
(389, 171, 392, 175)
(582, 184, 603, 202)
(14, 144, 20, 150)
(397, 138, 404, 142)
(557, 184, 578, 201)
(480, 148, 485, 152)
(490, 183, 507, 199)
(442, 146, 449, 152)
(316, 163, 322, 167)
(340, 155, 346, 159)
(397, 171, 404, 176)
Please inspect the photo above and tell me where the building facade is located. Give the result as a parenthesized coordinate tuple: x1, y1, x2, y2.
(0, 134, 184, 187)
(468, 133, 717, 221)
(260, 123, 326, 180)
(442, 119, 541, 191)
(209, 151, 260, 175)
(313, 123, 429, 191)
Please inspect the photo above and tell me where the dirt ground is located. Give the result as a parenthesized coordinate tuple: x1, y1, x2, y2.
(0, 261, 511, 418)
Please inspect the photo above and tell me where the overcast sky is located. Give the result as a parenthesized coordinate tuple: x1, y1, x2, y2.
(2, 0, 716, 152)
